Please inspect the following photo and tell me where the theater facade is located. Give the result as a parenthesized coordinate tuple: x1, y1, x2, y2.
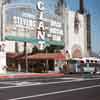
(2, 1, 65, 72)
(0, 0, 92, 73)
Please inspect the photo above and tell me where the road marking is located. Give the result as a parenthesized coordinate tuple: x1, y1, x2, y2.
(0, 81, 42, 85)
(9, 84, 100, 100)
(16, 82, 41, 86)
(0, 79, 84, 89)
(0, 77, 80, 84)
(0, 81, 41, 86)
(59, 77, 76, 80)
(0, 78, 99, 90)
(59, 77, 82, 80)
(0, 77, 80, 86)
(0, 77, 81, 85)
(0, 81, 19, 84)
(0, 81, 19, 85)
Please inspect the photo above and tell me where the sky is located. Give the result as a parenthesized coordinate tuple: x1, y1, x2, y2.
(9, 0, 100, 53)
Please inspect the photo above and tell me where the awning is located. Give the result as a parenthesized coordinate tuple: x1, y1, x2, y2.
(5, 36, 38, 45)
(5, 36, 64, 46)
(19, 53, 66, 60)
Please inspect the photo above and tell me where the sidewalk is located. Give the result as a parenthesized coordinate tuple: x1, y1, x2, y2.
(0, 72, 64, 80)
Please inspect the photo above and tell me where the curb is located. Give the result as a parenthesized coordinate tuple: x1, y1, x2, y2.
(0, 73, 64, 80)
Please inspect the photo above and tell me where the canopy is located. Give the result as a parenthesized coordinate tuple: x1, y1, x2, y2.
(19, 53, 65, 60)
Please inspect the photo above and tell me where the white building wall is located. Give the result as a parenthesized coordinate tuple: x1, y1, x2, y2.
(16, 42, 33, 53)
(5, 41, 15, 53)
(5, 41, 33, 53)
(66, 11, 86, 57)
(64, 8, 69, 51)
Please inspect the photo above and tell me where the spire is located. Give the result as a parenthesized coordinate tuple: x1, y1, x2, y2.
(79, 0, 85, 14)
(55, 0, 67, 16)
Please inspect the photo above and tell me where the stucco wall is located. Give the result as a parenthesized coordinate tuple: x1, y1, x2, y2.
(64, 10, 87, 57)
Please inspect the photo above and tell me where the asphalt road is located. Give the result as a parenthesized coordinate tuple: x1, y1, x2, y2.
(0, 76, 100, 100)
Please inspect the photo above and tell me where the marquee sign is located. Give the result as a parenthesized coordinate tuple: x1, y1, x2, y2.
(4, 1, 64, 49)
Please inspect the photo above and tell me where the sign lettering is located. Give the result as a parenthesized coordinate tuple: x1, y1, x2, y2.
(37, 1, 44, 11)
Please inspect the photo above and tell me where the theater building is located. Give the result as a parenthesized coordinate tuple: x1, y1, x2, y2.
(1, 0, 65, 72)
(0, 0, 91, 72)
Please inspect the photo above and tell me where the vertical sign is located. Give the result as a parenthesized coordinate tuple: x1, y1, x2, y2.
(37, 0, 46, 50)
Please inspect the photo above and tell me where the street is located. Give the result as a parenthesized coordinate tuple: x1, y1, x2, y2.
(0, 76, 100, 100)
